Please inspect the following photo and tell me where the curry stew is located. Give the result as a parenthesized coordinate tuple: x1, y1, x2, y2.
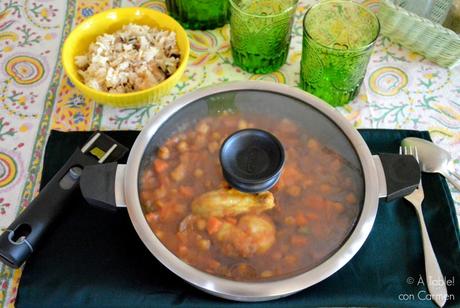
(140, 114, 362, 281)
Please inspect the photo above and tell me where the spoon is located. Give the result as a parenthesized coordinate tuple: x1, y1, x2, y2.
(401, 137, 460, 191)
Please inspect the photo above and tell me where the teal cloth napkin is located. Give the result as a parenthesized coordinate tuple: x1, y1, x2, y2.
(16, 130, 460, 307)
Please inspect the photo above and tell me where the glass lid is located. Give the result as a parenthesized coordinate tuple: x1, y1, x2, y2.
(138, 89, 365, 282)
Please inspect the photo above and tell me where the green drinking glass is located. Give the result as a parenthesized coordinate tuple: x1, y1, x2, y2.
(300, 0, 380, 107)
(166, 0, 229, 30)
(230, 0, 298, 74)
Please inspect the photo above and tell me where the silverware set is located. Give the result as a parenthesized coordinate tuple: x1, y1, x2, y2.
(400, 138, 457, 307)
(402, 137, 460, 191)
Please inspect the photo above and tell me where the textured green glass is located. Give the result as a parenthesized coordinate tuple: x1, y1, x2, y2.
(300, 0, 380, 107)
(166, 0, 229, 30)
(230, 0, 297, 74)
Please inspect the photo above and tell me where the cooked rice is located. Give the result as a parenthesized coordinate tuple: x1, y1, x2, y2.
(75, 23, 180, 93)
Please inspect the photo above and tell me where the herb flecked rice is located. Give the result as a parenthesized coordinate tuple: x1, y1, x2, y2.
(75, 23, 180, 93)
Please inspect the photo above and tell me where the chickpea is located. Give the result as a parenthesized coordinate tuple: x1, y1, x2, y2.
(302, 178, 313, 188)
(142, 170, 155, 186)
(179, 153, 190, 163)
(307, 138, 320, 151)
(284, 216, 296, 225)
(196, 218, 207, 231)
(260, 271, 273, 278)
(157, 146, 170, 160)
(330, 159, 342, 172)
(155, 200, 166, 208)
(153, 186, 166, 199)
(177, 141, 188, 153)
(171, 164, 186, 182)
(143, 200, 154, 211)
(287, 185, 301, 197)
(237, 120, 248, 130)
(344, 177, 353, 188)
(319, 184, 332, 194)
(196, 121, 210, 134)
(195, 134, 207, 148)
(211, 132, 221, 140)
(198, 239, 211, 251)
(208, 141, 219, 153)
(194, 168, 204, 178)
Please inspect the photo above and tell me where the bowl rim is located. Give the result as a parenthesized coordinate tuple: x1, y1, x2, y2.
(61, 7, 190, 98)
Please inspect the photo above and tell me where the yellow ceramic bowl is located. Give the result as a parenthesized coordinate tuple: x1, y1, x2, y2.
(62, 7, 190, 107)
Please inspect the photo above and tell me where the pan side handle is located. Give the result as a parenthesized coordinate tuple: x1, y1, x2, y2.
(373, 154, 420, 201)
(80, 163, 127, 210)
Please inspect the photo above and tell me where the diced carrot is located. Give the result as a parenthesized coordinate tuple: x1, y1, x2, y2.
(207, 217, 223, 235)
(305, 213, 320, 221)
(295, 212, 308, 226)
(332, 202, 344, 213)
(304, 195, 325, 210)
(178, 245, 187, 256)
(226, 217, 237, 225)
(324, 201, 332, 222)
(159, 206, 174, 221)
(155, 230, 164, 240)
(290, 235, 308, 246)
(140, 191, 154, 203)
(284, 254, 298, 265)
(173, 203, 186, 215)
(346, 193, 357, 204)
(272, 252, 282, 261)
(153, 159, 169, 173)
(208, 259, 221, 270)
(179, 186, 194, 198)
(282, 166, 303, 186)
(145, 212, 159, 224)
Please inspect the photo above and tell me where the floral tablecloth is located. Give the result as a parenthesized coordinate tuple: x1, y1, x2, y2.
(0, 0, 459, 306)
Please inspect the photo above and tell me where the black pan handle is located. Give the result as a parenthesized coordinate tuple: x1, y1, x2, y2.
(376, 153, 420, 201)
(80, 162, 125, 211)
(0, 149, 97, 268)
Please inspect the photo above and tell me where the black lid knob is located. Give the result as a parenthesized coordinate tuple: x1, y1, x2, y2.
(219, 129, 285, 193)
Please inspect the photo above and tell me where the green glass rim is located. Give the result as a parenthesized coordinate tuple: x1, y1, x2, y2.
(229, 0, 298, 19)
(303, 0, 380, 53)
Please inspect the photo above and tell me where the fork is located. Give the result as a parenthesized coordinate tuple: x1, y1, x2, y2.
(401, 146, 448, 307)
